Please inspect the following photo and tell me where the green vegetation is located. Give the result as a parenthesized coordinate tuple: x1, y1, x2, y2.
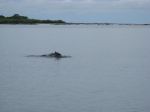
(0, 14, 66, 24)
(0, 14, 149, 25)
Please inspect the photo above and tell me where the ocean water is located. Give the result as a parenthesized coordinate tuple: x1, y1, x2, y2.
(0, 24, 150, 112)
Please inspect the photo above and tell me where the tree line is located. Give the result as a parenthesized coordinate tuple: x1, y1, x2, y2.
(0, 14, 66, 24)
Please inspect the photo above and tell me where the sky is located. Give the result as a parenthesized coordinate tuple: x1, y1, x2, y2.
(0, 0, 150, 23)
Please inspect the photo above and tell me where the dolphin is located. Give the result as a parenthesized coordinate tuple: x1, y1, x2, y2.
(27, 51, 71, 59)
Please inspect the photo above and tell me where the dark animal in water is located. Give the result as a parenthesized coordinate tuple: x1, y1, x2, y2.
(27, 51, 71, 59)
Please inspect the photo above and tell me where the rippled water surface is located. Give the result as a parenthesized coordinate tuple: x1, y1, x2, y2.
(0, 25, 150, 112)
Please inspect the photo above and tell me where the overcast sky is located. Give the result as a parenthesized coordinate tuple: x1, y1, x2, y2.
(0, 0, 150, 23)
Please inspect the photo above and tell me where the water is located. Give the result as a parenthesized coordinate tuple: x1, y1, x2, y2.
(0, 24, 150, 112)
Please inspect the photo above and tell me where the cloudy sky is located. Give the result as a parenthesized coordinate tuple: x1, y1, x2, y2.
(0, 0, 150, 23)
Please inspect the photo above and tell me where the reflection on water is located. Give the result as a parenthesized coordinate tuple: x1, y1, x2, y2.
(0, 25, 150, 112)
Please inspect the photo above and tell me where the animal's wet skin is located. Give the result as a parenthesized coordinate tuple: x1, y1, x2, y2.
(27, 51, 71, 59)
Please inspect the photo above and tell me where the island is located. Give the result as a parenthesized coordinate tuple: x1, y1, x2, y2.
(0, 14, 66, 24)
(0, 14, 150, 25)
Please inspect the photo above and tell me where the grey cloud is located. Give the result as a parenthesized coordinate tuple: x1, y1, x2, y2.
(0, 0, 150, 17)
(1, 0, 150, 9)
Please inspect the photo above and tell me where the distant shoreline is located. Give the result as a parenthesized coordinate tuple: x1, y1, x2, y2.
(60, 23, 150, 26)
(0, 14, 65, 24)
(1, 22, 150, 26)
(0, 14, 150, 26)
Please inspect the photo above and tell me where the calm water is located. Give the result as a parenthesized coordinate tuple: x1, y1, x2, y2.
(0, 25, 150, 112)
